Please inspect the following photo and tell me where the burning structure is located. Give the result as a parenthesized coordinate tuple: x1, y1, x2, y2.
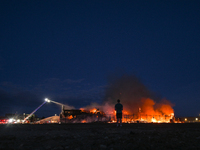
(60, 106, 107, 123)
(58, 75, 175, 123)
(102, 75, 174, 123)
(58, 103, 174, 123)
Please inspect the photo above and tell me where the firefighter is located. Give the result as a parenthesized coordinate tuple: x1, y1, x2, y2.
(115, 99, 123, 127)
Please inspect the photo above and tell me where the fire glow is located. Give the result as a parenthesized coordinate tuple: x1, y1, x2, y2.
(80, 97, 174, 123)
(58, 75, 176, 123)
(78, 75, 175, 123)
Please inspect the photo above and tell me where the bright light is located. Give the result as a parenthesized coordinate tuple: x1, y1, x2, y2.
(17, 119, 20, 123)
(196, 118, 198, 121)
(8, 118, 14, 123)
(152, 117, 157, 123)
(185, 118, 187, 121)
(45, 98, 50, 103)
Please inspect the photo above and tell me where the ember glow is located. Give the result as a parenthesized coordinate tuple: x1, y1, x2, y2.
(90, 108, 97, 113)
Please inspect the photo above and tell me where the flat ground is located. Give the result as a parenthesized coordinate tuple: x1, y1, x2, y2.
(0, 123, 200, 150)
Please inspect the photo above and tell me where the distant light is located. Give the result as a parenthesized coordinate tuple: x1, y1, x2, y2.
(45, 98, 50, 103)
(185, 118, 187, 121)
(9, 118, 13, 123)
(196, 118, 198, 121)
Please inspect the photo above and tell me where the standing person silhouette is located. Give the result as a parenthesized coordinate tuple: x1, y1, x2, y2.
(115, 99, 123, 127)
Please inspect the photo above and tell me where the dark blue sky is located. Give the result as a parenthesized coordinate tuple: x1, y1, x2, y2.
(0, 0, 200, 117)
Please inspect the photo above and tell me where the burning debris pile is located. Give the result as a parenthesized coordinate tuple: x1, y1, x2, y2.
(60, 107, 107, 123)
(60, 75, 174, 123)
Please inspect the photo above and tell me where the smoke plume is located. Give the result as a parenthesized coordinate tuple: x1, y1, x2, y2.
(102, 74, 174, 115)
(83, 74, 174, 116)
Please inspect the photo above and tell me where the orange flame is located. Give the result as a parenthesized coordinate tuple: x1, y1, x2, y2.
(90, 108, 97, 113)
(79, 97, 174, 123)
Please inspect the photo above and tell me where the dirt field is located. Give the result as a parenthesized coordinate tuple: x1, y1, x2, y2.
(0, 123, 200, 150)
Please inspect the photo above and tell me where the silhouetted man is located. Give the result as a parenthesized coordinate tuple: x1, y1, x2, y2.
(115, 99, 123, 127)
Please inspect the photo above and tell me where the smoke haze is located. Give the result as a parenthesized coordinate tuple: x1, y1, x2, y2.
(83, 74, 174, 116)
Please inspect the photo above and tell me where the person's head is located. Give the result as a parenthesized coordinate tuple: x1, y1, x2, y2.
(117, 99, 120, 103)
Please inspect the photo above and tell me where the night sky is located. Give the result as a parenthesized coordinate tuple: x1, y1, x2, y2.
(0, 0, 200, 117)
